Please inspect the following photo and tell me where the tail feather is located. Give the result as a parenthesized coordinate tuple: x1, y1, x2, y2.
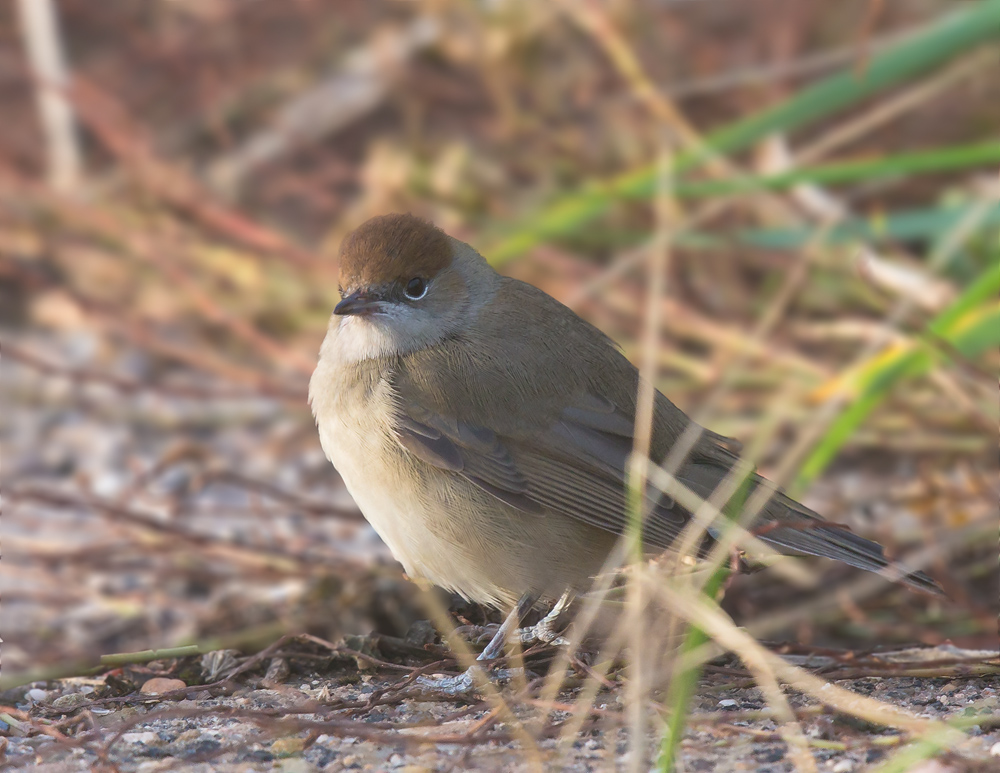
(758, 497, 942, 595)
(678, 462, 943, 595)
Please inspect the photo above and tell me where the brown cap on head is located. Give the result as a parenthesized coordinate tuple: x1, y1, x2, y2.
(339, 214, 453, 290)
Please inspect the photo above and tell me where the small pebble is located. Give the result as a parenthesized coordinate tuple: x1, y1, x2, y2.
(26, 689, 48, 702)
(272, 737, 306, 756)
(718, 699, 738, 708)
(832, 760, 854, 772)
(137, 763, 171, 773)
(990, 741, 1000, 757)
(277, 759, 315, 773)
(140, 678, 187, 695)
(51, 693, 91, 711)
(122, 731, 159, 745)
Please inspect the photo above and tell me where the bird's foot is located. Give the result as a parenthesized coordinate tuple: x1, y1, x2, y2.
(456, 617, 568, 650)
(511, 594, 571, 647)
(512, 619, 569, 647)
(450, 623, 501, 646)
(415, 592, 571, 698)
(413, 664, 526, 699)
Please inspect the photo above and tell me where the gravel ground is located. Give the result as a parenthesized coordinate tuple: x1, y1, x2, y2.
(2, 643, 998, 772)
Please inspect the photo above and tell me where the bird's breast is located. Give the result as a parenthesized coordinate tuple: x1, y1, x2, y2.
(309, 332, 620, 608)
(310, 354, 422, 567)
(311, 347, 499, 600)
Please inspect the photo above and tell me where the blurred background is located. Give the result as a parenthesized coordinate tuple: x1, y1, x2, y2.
(2, 0, 997, 689)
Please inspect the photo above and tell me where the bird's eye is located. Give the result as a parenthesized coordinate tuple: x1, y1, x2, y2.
(404, 277, 428, 300)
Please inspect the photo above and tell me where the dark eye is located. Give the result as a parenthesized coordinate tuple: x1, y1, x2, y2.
(404, 277, 428, 300)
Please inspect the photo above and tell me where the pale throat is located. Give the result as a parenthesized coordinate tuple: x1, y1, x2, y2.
(330, 315, 403, 363)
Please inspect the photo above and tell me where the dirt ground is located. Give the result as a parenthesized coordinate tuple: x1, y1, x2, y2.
(3, 637, 999, 772)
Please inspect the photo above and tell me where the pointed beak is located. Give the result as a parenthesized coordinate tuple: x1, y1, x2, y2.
(334, 290, 383, 317)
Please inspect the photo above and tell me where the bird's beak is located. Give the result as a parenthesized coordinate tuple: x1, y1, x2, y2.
(334, 290, 383, 317)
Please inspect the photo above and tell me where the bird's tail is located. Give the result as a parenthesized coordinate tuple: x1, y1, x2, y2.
(755, 492, 942, 595)
(681, 462, 942, 595)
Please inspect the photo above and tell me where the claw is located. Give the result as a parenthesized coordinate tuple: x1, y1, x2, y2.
(449, 623, 501, 645)
(414, 668, 479, 698)
(414, 665, 526, 698)
(512, 591, 572, 647)
(474, 624, 501, 645)
(513, 621, 570, 647)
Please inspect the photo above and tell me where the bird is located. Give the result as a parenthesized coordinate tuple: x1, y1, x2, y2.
(309, 213, 939, 661)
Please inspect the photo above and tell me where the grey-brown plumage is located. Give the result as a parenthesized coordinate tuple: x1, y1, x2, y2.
(309, 214, 940, 610)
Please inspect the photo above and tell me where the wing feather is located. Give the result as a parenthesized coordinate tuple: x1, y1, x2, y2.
(392, 391, 688, 548)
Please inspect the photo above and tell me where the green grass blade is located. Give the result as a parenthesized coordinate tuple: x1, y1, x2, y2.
(665, 143, 1000, 200)
(656, 565, 729, 772)
(657, 474, 754, 771)
(794, 260, 1000, 490)
(736, 201, 1000, 250)
(486, 1, 1000, 264)
(549, 201, 1000, 252)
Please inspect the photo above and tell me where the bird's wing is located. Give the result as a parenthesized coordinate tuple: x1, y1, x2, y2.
(389, 276, 720, 549)
(394, 387, 690, 549)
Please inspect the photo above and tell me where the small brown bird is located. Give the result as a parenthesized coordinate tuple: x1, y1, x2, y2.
(309, 214, 938, 653)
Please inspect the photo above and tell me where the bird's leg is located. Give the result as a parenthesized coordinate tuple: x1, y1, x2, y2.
(477, 592, 537, 661)
(414, 593, 537, 697)
(511, 591, 572, 647)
